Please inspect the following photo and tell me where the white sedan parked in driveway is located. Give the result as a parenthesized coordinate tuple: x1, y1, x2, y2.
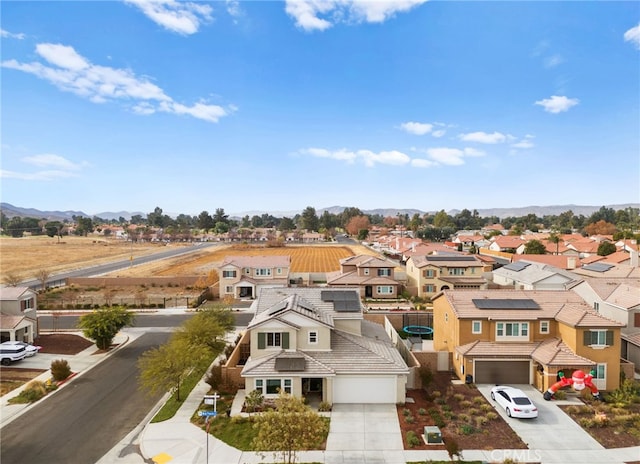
(1, 341, 41, 357)
(490, 386, 538, 419)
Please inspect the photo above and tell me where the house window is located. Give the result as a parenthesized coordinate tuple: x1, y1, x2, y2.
(593, 302, 600, 312)
(222, 270, 237, 278)
(245, 268, 250, 275)
(472, 320, 482, 334)
(424, 269, 435, 278)
(595, 363, 606, 381)
(309, 331, 318, 344)
(377, 286, 393, 295)
(277, 268, 282, 275)
(470, 268, 476, 274)
(364, 269, 370, 275)
(448, 268, 464, 276)
(496, 322, 529, 340)
(21, 298, 35, 311)
(540, 321, 550, 334)
(225, 286, 233, 294)
(257, 379, 292, 395)
(255, 268, 272, 276)
(424, 284, 435, 293)
(378, 268, 391, 277)
(445, 312, 448, 322)
(584, 330, 613, 347)
(267, 332, 282, 347)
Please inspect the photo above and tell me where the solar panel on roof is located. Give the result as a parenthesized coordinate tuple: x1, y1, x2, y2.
(275, 356, 305, 372)
(503, 262, 531, 272)
(582, 263, 614, 272)
(321, 290, 359, 302)
(268, 300, 288, 316)
(426, 256, 477, 262)
(472, 298, 540, 310)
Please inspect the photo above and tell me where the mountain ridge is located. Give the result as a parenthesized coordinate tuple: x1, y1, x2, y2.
(1, 202, 638, 223)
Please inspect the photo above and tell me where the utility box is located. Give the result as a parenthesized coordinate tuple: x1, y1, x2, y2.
(424, 426, 442, 444)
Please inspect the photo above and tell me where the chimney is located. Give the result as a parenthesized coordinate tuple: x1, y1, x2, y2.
(567, 257, 576, 270)
(631, 240, 639, 268)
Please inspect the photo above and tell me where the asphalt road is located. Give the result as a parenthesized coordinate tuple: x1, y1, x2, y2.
(0, 332, 171, 464)
(20, 242, 219, 290)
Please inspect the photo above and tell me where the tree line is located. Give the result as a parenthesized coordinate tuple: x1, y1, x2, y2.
(1, 205, 639, 241)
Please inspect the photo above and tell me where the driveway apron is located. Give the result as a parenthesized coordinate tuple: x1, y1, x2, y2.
(326, 404, 404, 451)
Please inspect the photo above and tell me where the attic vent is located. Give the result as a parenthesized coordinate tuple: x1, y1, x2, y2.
(472, 298, 540, 310)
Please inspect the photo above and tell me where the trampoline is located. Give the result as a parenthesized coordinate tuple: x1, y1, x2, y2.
(403, 325, 433, 336)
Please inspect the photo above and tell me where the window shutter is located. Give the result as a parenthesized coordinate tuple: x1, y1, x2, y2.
(282, 332, 289, 349)
(257, 333, 265, 349)
(606, 330, 614, 346)
(635, 313, 640, 328)
(583, 331, 591, 346)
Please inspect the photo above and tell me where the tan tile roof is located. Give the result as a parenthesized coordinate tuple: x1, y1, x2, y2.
(327, 272, 399, 286)
(492, 236, 525, 248)
(572, 264, 640, 279)
(0, 287, 33, 300)
(512, 254, 582, 270)
(604, 283, 640, 309)
(340, 255, 392, 268)
(410, 254, 483, 269)
(601, 251, 631, 264)
(242, 350, 335, 377)
(622, 332, 640, 345)
(581, 255, 606, 264)
(0, 314, 26, 329)
(531, 338, 594, 367)
(456, 340, 537, 358)
(438, 276, 487, 285)
(437, 289, 622, 328)
(555, 304, 622, 328)
(220, 255, 291, 268)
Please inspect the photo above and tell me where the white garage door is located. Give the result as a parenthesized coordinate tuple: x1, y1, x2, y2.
(333, 376, 396, 404)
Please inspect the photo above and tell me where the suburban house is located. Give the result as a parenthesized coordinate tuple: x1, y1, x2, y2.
(0, 286, 38, 343)
(218, 256, 291, 299)
(512, 254, 581, 270)
(432, 289, 624, 393)
(488, 236, 526, 254)
(405, 254, 488, 299)
(492, 260, 582, 290)
(326, 254, 402, 299)
(239, 287, 409, 404)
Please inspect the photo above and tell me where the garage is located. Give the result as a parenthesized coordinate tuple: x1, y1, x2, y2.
(332, 376, 397, 403)
(474, 360, 531, 384)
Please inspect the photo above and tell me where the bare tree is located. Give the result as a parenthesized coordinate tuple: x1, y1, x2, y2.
(36, 269, 51, 291)
(3, 271, 23, 287)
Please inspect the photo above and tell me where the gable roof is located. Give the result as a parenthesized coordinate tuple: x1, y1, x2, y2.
(220, 255, 291, 268)
(340, 255, 393, 268)
(248, 293, 334, 329)
(0, 287, 34, 300)
(493, 260, 582, 287)
(512, 254, 581, 270)
(409, 254, 483, 269)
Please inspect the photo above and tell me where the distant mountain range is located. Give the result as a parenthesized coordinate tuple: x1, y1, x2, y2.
(1, 202, 638, 223)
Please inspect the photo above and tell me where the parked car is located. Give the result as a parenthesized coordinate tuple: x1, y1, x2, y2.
(0, 342, 28, 366)
(490, 386, 538, 419)
(1, 341, 41, 357)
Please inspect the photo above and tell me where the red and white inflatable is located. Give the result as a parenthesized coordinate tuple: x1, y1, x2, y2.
(543, 369, 604, 401)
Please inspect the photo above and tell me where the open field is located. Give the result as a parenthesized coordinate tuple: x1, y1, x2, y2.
(0, 236, 382, 282)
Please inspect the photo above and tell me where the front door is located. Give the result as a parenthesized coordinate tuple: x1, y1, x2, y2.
(365, 286, 373, 298)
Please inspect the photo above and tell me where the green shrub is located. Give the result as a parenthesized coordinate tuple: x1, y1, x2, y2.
(418, 408, 427, 416)
(453, 393, 465, 402)
(458, 423, 476, 435)
(406, 431, 421, 448)
(460, 400, 472, 408)
(554, 389, 567, 400)
(431, 390, 441, 398)
(403, 408, 412, 416)
(486, 411, 498, 420)
(9, 381, 48, 404)
(480, 403, 492, 413)
(50, 359, 71, 381)
(458, 413, 470, 423)
(473, 396, 485, 405)
(475, 416, 488, 427)
(405, 415, 415, 424)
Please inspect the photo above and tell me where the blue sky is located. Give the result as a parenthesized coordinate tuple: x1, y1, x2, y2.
(1, 1, 639, 217)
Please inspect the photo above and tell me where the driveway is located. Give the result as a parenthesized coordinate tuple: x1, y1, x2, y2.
(477, 384, 603, 452)
(325, 404, 405, 463)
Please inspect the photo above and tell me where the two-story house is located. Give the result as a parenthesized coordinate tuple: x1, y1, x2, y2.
(0, 286, 38, 343)
(239, 287, 409, 404)
(433, 289, 623, 393)
(405, 254, 488, 299)
(326, 254, 402, 299)
(218, 256, 291, 299)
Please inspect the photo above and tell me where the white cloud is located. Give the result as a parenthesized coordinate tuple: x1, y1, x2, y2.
(23, 153, 85, 170)
(1, 29, 26, 40)
(426, 147, 465, 166)
(226, 0, 242, 19)
(463, 147, 486, 157)
(411, 158, 437, 168)
(2, 43, 233, 124)
(284, 0, 427, 32)
(458, 131, 507, 144)
(300, 147, 411, 167)
(124, 0, 212, 35)
(399, 121, 433, 135)
(535, 95, 579, 113)
(432, 129, 446, 138)
(511, 135, 535, 149)
(544, 54, 564, 68)
(624, 23, 640, 50)
(1, 153, 87, 181)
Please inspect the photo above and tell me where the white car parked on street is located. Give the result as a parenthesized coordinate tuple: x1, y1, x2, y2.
(490, 385, 538, 419)
(1, 341, 41, 357)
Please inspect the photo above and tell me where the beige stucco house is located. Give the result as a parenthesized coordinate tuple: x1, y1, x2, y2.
(326, 254, 402, 299)
(218, 256, 290, 299)
(406, 254, 488, 299)
(0, 287, 38, 343)
(239, 287, 409, 404)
